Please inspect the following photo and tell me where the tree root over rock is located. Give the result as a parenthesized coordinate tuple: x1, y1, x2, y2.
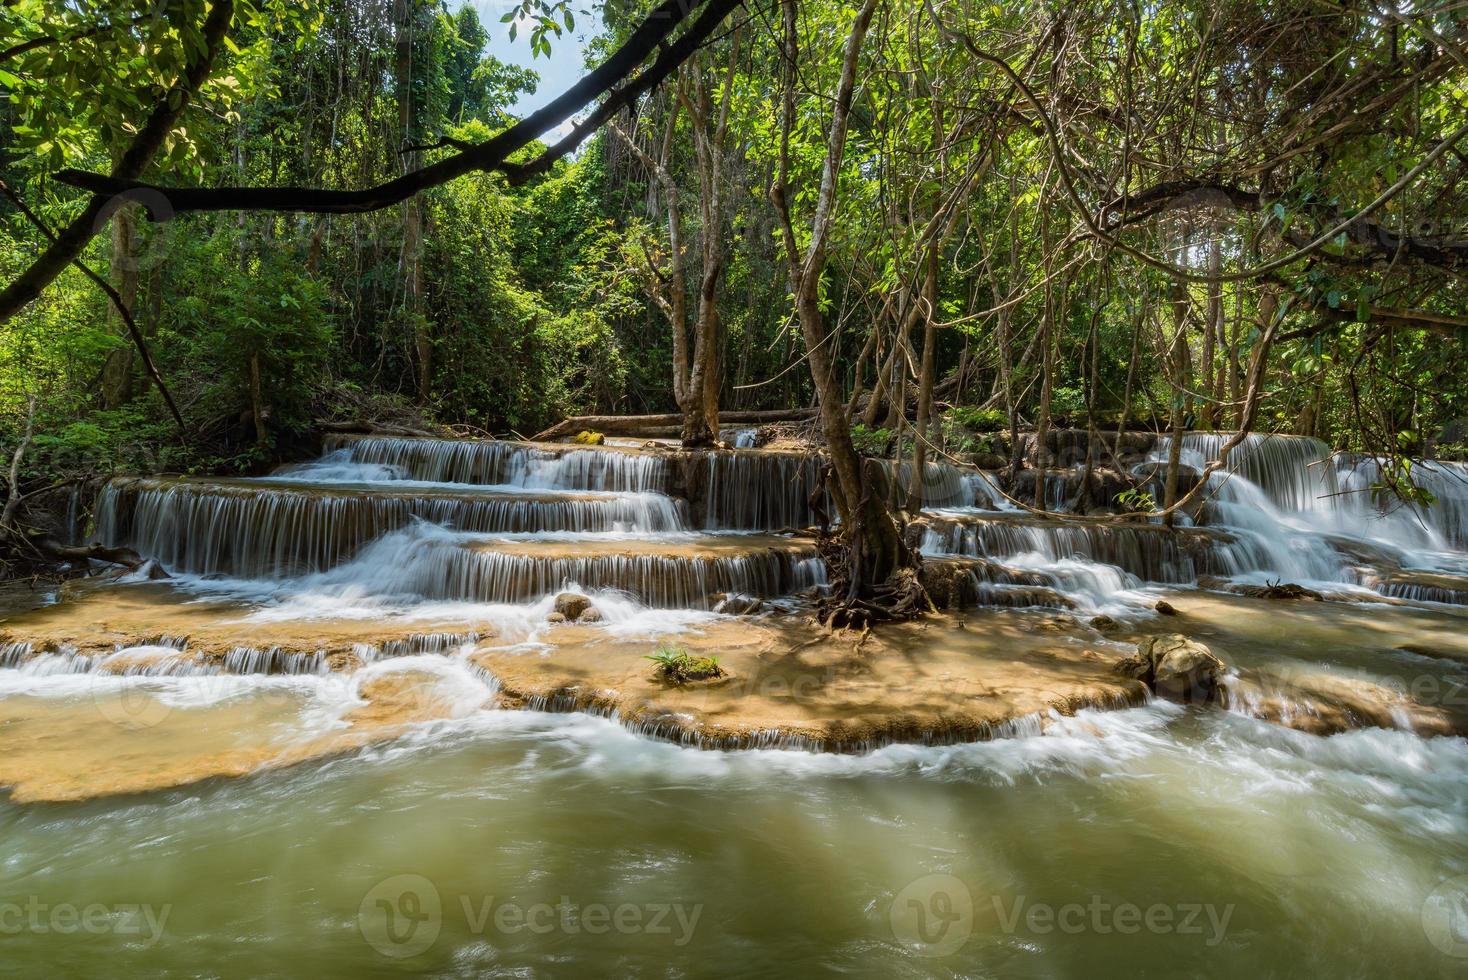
(812, 529, 933, 631)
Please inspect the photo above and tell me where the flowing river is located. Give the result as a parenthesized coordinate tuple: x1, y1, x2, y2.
(2, 432, 1468, 976)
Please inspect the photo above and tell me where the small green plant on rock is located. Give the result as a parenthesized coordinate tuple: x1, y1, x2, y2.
(1115, 487, 1156, 512)
(645, 645, 725, 683)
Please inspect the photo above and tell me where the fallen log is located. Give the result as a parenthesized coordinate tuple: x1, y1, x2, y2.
(318, 420, 443, 438)
(531, 409, 817, 443)
(31, 536, 147, 570)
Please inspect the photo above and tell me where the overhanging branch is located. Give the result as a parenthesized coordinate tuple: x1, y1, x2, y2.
(54, 0, 747, 215)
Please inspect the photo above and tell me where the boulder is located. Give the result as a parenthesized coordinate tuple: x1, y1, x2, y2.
(578, 607, 603, 624)
(546, 612, 567, 624)
(713, 594, 765, 615)
(554, 592, 594, 620)
(1154, 600, 1178, 616)
(1116, 634, 1226, 704)
(1089, 614, 1120, 632)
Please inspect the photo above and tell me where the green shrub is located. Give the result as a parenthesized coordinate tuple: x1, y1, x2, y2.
(946, 406, 1007, 432)
(849, 423, 892, 456)
(645, 645, 725, 683)
(1050, 385, 1087, 418)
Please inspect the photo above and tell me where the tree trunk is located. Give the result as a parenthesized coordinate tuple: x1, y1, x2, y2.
(100, 203, 140, 408)
(249, 350, 268, 450)
(396, 0, 429, 403)
(1201, 233, 1222, 429)
(1033, 201, 1055, 510)
(905, 246, 939, 512)
(1162, 280, 1190, 525)
(772, 0, 909, 599)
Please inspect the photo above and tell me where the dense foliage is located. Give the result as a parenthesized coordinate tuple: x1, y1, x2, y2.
(2, 0, 1466, 508)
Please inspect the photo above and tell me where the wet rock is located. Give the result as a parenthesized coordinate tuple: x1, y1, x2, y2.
(1118, 634, 1226, 704)
(1149, 636, 1226, 703)
(1089, 615, 1120, 632)
(988, 587, 1075, 610)
(1240, 581, 1324, 601)
(918, 559, 972, 609)
(1037, 613, 1079, 632)
(1362, 569, 1468, 606)
(136, 559, 170, 581)
(554, 592, 594, 620)
(577, 607, 603, 624)
(546, 612, 567, 624)
(713, 594, 765, 615)
(1396, 643, 1460, 664)
(571, 430, 605, 445)
(1113, 653, 1152, 681)
(1230, 668, 1462, 737)
(1154, 600, 1178, 616)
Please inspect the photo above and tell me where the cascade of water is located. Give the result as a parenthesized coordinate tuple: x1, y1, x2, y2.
(97, 478, 687, 577)
(701, 452, 828, 530)
(325, 435, 669, 492)
(920, 516, 1248, 585)
(721, 428, 759, 448)
(1173, 433, 1338, 512)
(300, 525, 824, 608)
(271, 449, 412, 483)
(1157, 433, 1468, 572)
(0, 630, 485, 677)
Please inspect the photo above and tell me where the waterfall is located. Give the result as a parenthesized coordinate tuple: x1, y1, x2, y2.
(701, 451, 829, 530)
(305, 525, 824, 608)
(324, 435, 669, 492)
(721, 428, 759, 448)
(920, 515, 1252, 584)
(77, 430, 1468, 628)
(1160, 432, 1468, 563)
(97, 477, 688, 577)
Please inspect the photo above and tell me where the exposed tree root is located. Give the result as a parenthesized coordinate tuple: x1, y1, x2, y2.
(812, 527, 934, 631)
